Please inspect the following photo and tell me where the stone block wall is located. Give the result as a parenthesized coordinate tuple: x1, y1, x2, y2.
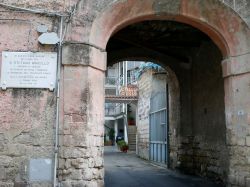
(176, 41, 228, 184)
(0, 0, 109, 186)
(224, 69, 250, 187)
(0, 90, 56, 187)
(137, 70, 153, 160)
(137, 70, 168, 160)
(59, 50, 105, 187)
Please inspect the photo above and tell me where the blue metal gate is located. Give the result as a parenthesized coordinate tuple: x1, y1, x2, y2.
(149, 91, 168, 164)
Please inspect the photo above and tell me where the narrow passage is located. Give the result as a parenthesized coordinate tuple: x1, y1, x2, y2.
(104, 147, 223, 187)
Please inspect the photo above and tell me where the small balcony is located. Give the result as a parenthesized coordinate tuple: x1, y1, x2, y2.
(119, 85, 138, 97)
(105, 85, 138, 103)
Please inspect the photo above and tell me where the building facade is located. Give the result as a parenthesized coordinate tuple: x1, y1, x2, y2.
(0, 0, 249, 187)
(104, 61, 141, 150)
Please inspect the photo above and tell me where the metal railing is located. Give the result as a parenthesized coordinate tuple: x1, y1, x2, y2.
(105, 103, 123, 116)
(105, 77, 117, 86)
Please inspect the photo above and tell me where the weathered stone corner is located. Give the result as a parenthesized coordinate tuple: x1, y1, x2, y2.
(62, 42, 107, 71)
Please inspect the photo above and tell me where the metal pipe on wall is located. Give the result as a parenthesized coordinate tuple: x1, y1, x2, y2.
(53, 16, 64, 187)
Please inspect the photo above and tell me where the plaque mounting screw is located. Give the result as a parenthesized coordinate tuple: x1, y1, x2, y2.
(1, 81, 7, 90)
(49, 82, 54, 92)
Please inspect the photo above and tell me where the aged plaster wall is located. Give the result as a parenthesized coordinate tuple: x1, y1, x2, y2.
(225, 71, 250, 187)
(0, 1, 110, 186)
(137, 68, 179, 164)
(135, 40, 246, 185)
(135, 42, 227, 184)
(137, 70, 153, 160)
(58, 64, 105, 187)
(177, 41, 228, 182)
(0, 9, 58, 187)
(192, 41, 227, 180)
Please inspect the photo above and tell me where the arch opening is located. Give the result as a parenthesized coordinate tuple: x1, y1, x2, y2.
(103, 18, 228, 185)
(104, 59, 182, 183)
(90, 0, 250, 59)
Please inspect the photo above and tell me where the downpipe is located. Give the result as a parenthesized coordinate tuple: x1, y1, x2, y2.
(53, 16, 64, 187)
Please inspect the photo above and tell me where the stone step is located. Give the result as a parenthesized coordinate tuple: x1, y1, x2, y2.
(128, 144, 136, 147)
(128, 135, 136, 137)
(128, 133, 136, 136)
(129, 147, 136, 150)
(129, 144, 136, 146)
(129, 141, 136, 143)
(128, 139, 136, 142)
(128, 138, 136, 141)
(129, 142, 136, 144)
(128, 134, 136, 137)
(127, 127, 137, 132)
(129, 144, 136, 147)
(128, 135, 136, 138)
(129, 145, 136, 151)
(128, 131, 136, 134)
(128, 140, 136, 143)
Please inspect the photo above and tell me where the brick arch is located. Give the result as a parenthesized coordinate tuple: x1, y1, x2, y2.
(90, 0, 250, 58)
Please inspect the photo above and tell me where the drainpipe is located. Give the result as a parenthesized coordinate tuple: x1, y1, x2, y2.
(53, 16, 64, 187)
(124, 61, 128, 143)
(124, 107, 128, 143)
(117, 62, 120, 95)
(114, 119, 118, 146)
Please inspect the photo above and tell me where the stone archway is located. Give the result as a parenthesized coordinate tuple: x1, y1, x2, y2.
(61, 0, 250, 186)
(90, 0, 250, 57)
(104, 17, 229, 181)
(89, 0, 250, 185)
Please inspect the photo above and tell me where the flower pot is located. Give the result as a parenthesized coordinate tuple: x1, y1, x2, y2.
(121, 146, 129, 152)
(128, 119, 135, 126)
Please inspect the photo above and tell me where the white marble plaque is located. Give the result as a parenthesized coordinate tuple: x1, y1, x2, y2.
(1, 52, 57, 90)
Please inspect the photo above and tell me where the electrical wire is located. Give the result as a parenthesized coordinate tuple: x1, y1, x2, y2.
(228, 51, 250, 58)
(0, 2, 69, 17)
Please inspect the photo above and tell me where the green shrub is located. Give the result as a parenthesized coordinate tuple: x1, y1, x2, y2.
(117, 140, 129, 152)
(117, 140, 126, 147)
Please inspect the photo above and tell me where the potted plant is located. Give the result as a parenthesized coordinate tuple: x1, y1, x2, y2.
(117, 140, 129, 153)
(128, 116, 135, 126)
